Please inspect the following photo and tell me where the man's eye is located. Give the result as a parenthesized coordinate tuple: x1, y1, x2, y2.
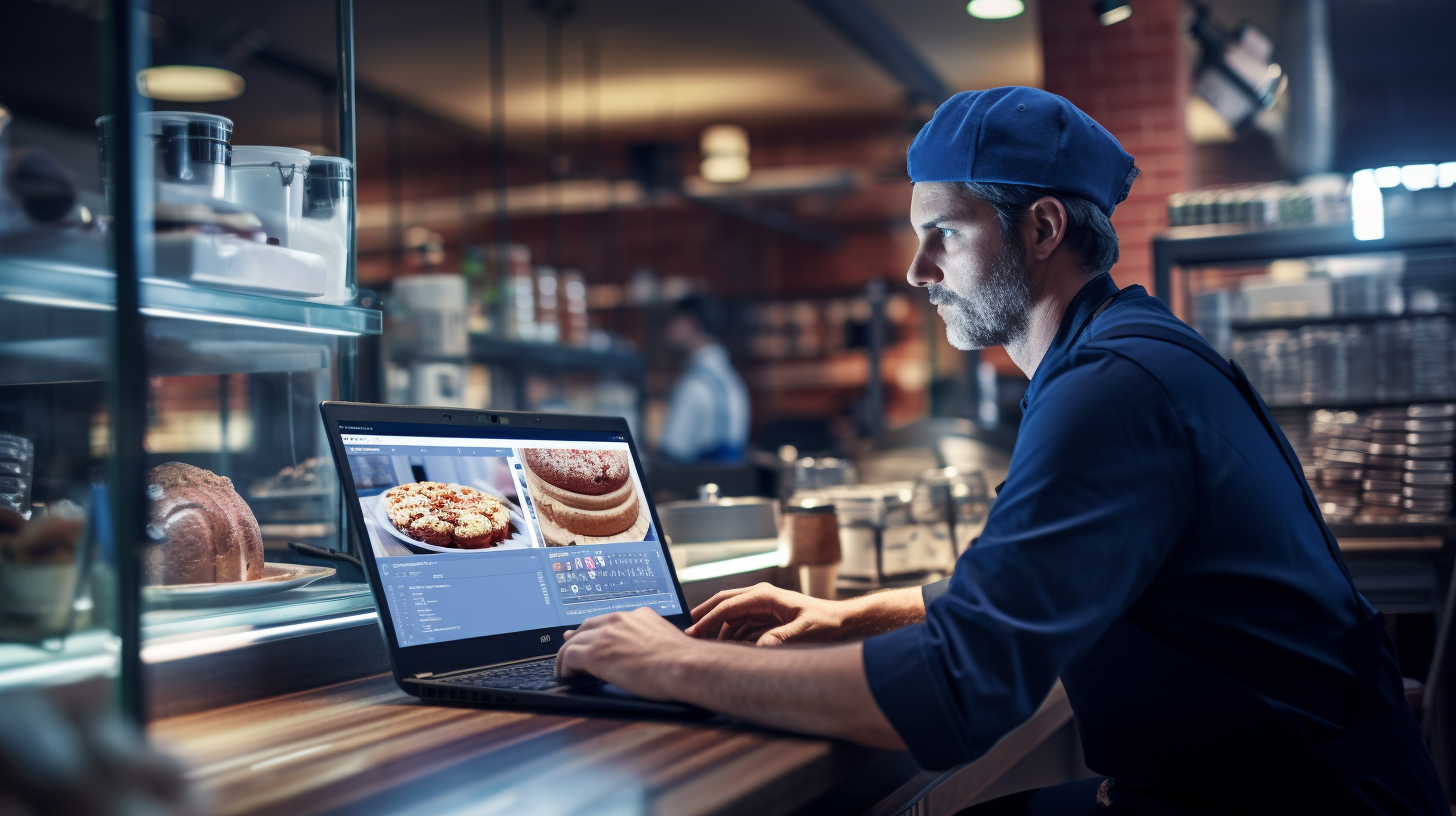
(939, 228, 955, 239)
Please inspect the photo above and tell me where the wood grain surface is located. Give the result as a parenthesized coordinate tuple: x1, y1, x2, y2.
(149, 673, 916, 816)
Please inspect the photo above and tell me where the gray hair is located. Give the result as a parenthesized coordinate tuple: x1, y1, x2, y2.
(962, 182, 1120, 275)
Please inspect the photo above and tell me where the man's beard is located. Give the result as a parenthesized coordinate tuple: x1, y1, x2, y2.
(926, 236, 1033, 351)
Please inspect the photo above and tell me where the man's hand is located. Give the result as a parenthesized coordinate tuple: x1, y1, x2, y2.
(556, 604, 907, 750)
(686, 583, 929, 646)
(686, 583, 852, 646)
(555, 607, 699, 700)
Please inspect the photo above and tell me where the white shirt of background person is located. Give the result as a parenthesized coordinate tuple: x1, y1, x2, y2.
(660, 342, 750, 463)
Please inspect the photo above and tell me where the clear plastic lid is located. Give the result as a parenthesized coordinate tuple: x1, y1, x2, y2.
(303, 156, 353, 219)
(231, 145, 310, 167)
(306, 155, 353, 180)
(97, 111, 234, 140)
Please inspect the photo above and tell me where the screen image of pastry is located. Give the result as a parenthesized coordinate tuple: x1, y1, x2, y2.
(519, 448, 650, 546)
(382, 481, 513, 549)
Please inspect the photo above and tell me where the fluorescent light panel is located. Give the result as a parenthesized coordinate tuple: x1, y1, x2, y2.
(137, 65, 245, 102)
(1351, 170, 1385, 242)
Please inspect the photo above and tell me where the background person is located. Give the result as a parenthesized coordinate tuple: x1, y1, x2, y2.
(657, 294, 750, 464)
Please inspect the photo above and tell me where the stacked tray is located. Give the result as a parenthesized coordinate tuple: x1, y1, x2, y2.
(1307, 405, 1454, 524)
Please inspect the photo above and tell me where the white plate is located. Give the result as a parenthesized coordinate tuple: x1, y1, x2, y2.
(143, 563, 335, 604)
(367, 485, 533, 554)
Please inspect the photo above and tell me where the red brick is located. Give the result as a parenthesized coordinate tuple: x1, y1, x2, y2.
(1041, 0, 1189, 298)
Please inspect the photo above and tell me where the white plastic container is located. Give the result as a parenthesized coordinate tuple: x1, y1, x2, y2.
(227, 145, 309, 248)
(394, 274, 469, 357)
(297, 156, 354, 304)
(97, 111, 233, 216)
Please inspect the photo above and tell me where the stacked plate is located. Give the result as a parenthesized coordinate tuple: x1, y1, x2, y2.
(1308, 410, 1368, 523)
(1392, 404, 1455, 521)
(1307, 405, 1454, 524)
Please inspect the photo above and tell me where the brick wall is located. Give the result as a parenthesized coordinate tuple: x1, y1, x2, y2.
(1039, 0, 1191, 295)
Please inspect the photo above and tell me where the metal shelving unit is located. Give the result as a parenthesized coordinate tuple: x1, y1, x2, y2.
(1152, 219, 1456, 299)
(466, 333, 646, 412)
(468, 334, 644, 378)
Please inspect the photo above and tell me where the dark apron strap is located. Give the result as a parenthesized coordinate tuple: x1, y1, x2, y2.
(1092, 322, 1362, 611)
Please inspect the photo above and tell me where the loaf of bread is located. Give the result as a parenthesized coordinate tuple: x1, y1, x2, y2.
(144, 462, 264, 585)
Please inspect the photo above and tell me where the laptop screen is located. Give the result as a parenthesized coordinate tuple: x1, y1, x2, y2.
(336, 420, 682, 647)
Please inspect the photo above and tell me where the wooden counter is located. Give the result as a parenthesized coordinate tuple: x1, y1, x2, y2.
(150, 674, 1077, 816)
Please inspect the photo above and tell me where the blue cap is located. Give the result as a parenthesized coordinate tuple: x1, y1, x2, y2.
(907, 87, 1139, 216)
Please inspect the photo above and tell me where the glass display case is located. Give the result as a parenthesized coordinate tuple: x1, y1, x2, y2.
(0, 0, 378, 720)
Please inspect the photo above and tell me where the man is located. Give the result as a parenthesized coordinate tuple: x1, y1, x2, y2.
(556, 88, 1446, 814)
(657, 294, 750, 463)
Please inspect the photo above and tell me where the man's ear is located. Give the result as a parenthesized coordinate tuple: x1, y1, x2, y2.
(1027, 196, 1068, 262)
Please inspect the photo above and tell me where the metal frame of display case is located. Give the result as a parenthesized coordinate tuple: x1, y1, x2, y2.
(92, 0, 373, 722)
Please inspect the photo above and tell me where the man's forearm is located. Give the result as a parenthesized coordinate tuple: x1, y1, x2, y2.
(666, 640, 906, 750)
(839, 586, 926, 638)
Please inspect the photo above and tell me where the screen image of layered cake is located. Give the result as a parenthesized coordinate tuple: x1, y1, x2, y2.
(518, 448, 652, 546)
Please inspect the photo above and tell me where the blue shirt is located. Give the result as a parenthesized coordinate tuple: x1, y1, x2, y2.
(862, 273, 1370, 770)
(659, 344, 750, 463)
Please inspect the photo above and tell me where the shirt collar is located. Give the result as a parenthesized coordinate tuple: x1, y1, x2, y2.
(1020, 272, 1120, 412)
(689, 343, 729, 369)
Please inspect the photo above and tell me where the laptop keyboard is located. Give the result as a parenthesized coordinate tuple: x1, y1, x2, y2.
(441, 657, 601, 692)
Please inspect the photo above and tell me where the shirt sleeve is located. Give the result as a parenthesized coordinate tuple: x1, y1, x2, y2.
(862, 347, 1195, 769)
(922, 579, 951, 608)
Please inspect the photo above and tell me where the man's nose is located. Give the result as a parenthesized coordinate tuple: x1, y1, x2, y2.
(906, 246, 941, 288)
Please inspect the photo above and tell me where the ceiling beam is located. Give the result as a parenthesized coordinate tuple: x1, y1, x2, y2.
(797, 0, 952, 106)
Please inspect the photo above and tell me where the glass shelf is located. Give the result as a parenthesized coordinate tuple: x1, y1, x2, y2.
(0, 255, 381, 337)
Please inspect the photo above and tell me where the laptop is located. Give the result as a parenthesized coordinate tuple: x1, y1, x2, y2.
(321, 401, 702, 715)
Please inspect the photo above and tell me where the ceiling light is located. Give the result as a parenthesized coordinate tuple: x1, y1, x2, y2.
(1351, 170, 1384, 242)
(1439, 163, 1456, 189)
(1373, 166, 1402, 188)
(966, 0, 1024, 20)
(136, 65, 245, 103)
(1400, 164, 1438, 191)
(701, 155, 750, 184)
(1094, 0, 1132, 26)
(700, 125, 750, 183)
